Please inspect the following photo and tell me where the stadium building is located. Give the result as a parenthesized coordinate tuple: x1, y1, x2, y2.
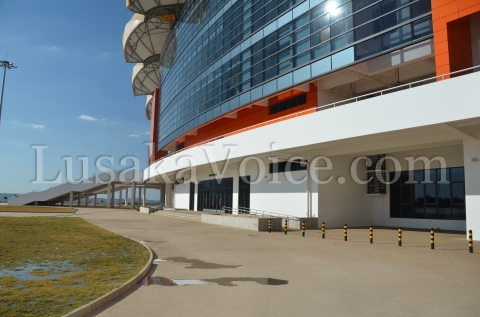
(123, 0, 480, 235)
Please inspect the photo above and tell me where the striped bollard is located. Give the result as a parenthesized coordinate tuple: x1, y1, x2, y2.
(430, 228, 435, 250)
(284, 220, 287, 235)
(302, 221, 305, 237)
(398, 227, 402, 247)
(469, 230, 473, 253)
(322, 222, 325, 239)
(370, 226, 373, 244)
(344, 224, 347, 242)
(268, 219, 272, 233)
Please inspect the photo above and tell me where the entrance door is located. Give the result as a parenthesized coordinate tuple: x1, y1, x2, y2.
(197, 178, 233, 213)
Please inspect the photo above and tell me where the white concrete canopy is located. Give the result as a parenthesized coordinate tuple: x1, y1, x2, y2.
(123, 14, 170, 63)
(127, 0, 184, 16)
(146, 94, 153, 120)
(132, 61, 160, 96)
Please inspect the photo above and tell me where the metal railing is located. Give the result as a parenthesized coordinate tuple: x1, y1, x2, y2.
(222, 206, 300, 221)
(153, 65, 480, 163)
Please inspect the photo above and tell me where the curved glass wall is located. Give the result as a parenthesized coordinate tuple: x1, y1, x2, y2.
(157, 0, 433, 151)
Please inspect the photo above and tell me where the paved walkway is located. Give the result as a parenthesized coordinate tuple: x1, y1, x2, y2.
(3, 208, 480, 316)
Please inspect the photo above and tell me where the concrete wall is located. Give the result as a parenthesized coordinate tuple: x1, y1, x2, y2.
(201, 214, 283, 231)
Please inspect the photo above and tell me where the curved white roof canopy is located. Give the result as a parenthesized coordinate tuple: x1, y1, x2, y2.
(123, 14, 171, 63)
(132, 59, 160, 96)
(127, 0, 184, 17)
(146, 95, 153, 120)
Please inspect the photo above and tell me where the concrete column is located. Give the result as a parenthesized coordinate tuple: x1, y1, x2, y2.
(464, 138, 480, 240)
(194, 182, 198, 211)
(119, 189, 123, 207)
(160, 184, 166, 206)
(69, 192, 73, 207)
(111, 183, 116, 208)
(86, 194, 89, 207)
(125, 189, 128, 206)
(94, 194, 97, 207)
(138, 187, 142, 205)
(232, 175, 239, 210)
(107, 183, 112, 208)
(131, 182, 136, 209)
(165, 183, 172, 208)
(143, 186, 146, 206)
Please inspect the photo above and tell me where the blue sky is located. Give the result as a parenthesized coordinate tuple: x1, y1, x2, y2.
(0, 1, 153, 193)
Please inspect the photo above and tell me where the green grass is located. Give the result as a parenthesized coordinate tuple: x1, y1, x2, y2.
(0, 217, 150, 317)
(0, 206, 76, 213)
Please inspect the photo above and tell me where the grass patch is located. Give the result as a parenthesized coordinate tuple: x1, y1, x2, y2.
(0, 217, 150, 317)
(0, 206, 76, 213)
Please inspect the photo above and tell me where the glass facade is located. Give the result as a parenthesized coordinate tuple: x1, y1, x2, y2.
(157, 0, 433, 151)
(390, 168, 466, 220)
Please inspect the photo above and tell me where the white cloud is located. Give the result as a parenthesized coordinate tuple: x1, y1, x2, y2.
(128, 134, 140, 137)
(30, 124, 45, 130)
(102, 121, 120, 125)
(78, 114, 98, 122)
(42, 45, 62, 53)
(142, 132, 150, 135)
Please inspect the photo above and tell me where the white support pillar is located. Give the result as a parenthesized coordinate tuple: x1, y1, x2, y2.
(94, 194, 97, 207)
(125, 189, 128, 206)
(86, 194, 89, 207)
(464, 138, 480, 240)
(119, 189, 123, 207)
(107, 183, 112, 208)
(69, 192, 73, 207)
(131, 182, 136, 209)
(111, 183, 116, 209)
(143, 186, 146, 206)
(194, 182, 198, 211)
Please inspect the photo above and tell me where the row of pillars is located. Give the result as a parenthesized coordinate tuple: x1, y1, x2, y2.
(68, 182, 147, 209)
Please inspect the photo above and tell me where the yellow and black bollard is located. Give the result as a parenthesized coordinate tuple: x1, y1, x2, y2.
(398, 227, 402, 247)
(302, 221, 306, 237)
(469, 230, 473, 253)
(322, 222, 325, 239)
(268, 219, 272, 233)
(344, 224, 347, 241)
(370, 226, 373, 244)
(284, 220, 287, 235)
(430, 228, 435, 250)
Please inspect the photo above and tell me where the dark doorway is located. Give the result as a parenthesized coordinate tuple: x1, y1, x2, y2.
(197, 178, 233, 213)
(189, 182, 195, 211)
(238, 175, 250, 211)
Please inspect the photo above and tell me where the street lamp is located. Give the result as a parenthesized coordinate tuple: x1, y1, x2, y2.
(0, 60, 17, 124)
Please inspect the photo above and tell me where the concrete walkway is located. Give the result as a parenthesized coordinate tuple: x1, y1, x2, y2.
(3, 208, 480, 316)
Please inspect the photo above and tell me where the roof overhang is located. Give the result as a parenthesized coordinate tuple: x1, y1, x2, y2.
(146, 95, 153, 120)
(122, 13, 171, 63)
(126, 0, 184, 16)
(132, 58, 160, 96)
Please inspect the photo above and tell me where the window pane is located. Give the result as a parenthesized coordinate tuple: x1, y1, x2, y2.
(413, 184, 424, 218)
(354, 20, 380, 41)
(390, 185, 401, 217)
(354, 3, 379, 25)
(451, 167, 464, 181)
(279, 59, 293, 74)
(331, 2, 353, 24)
(411, 0, 431, 18)
(355, 35, 381, 60)
(294, 38, 310, 54)
(425, 206, 437, 219)
(382, 24, 412, 50)
(380, 7, 410, 31)
(438, 184, 451, 219)
(294, 51, 311, 67)
(425, 184, 436, 204)
(311, 14, 330, 33)
(311, 41, 331, 59)
(332, 31, 353, 51)
(402, 204, 412, 218)
(402, 185, 412, 203)
(452, 206, 466, 220)
(293, 12, 310, 30)
(452, 183, 465, 204)
(279, 47, 293, 62)
(279, 34, 293, 50)
(353, 0, 377, 12)
(331, 17, 353, 38)
(294, 25, 311, 42)
(413, 16, 432, 39)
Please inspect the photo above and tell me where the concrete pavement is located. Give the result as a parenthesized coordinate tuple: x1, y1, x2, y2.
(63, 208, 479, 317)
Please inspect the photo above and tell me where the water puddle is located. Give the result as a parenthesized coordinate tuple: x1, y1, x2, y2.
(163, 257, 241, 269)
(0, 260, 78, 281)
(139, 276, 288, 287)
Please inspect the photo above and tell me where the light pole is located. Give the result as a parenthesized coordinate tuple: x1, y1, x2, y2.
(0, 60, 17, 124)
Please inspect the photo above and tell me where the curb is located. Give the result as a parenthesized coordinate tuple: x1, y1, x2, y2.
(63, 235, 153, 317)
